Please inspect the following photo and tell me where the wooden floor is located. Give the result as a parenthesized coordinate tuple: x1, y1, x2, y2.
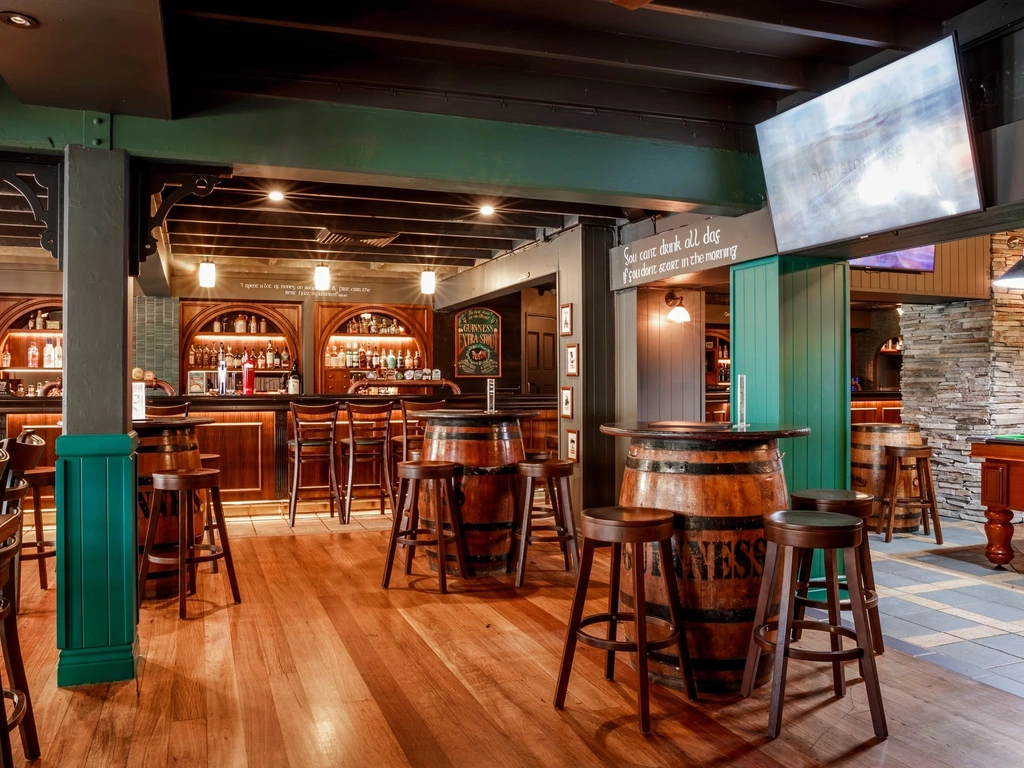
(9, 519, 1024, 767)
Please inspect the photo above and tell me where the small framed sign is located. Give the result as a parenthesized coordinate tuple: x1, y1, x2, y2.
(455, 307, 502, 378)
(565, 344, 579, 377)
(560, 386, 574, 419)
(559, 303, 573, 336)
(0, 380, 12, 397)
(566, 429, 579, 462)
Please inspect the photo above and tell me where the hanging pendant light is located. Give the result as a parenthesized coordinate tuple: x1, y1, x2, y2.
(420, 270, 436, 295)
(314, 264, 331, 291)
(665, 290, 691, 322)
(198, 259, 216, 288)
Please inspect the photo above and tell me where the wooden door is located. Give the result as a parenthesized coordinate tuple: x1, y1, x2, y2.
(525, 314, 557, 395)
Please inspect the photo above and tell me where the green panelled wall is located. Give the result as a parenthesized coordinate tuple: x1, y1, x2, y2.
(55, 433, 139, 686)
(730, 256, 850, 493)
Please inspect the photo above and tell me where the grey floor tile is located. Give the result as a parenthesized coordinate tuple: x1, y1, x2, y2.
(959, 601, 1024, 623)
(871, 571, 925, 589)
(870, 538, 945, 554)
(975, 633, 1024, 658)
(1005, 578, 1024, 589)
(974, 673, 1024, 699)
(898, 610, 982, 633)
(929, 640, 1022, 669)
(918, 589, 985, 609)
(881, 636, 934, 657)
(953, 584, 1024, 609)
(870, 560, 951, 582)
(986, 661, 1024, 684)
(878, 596, 944, 618)
(879, 614, 940, 640)
(936, 529, 987, 545)
(922, 651, 993, 679)
(915, 555, 1000, 577)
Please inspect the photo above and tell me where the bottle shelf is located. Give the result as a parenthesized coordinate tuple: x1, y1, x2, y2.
(194, 332, 287, 339)
(187, 368, 286, 374)
(1, 368, 61, 374)
(8, 330, 63, 336)
(328, 334, 416, 343)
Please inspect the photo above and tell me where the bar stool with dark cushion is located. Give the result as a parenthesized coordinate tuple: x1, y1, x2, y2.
(146, 402, 190, 418)
(878, 445, 942, 544)
(200, 453, 221, 574)
(342, 401, 394, 523)
(554, 506, 697, 735)
(741, 510, 886, 740)
(524, 450, 552, 463)
(511, 459, 578, 587)
(0, 496, 40, 766)
(791, 489, 883, 655)
(138, 468, 241, 619)
(382, 460, 470, 594)
(0, 434, 46, 614)
(20, 466, 56, 591)
(288, 402, 344, 526)
(390, 400, 444, 492)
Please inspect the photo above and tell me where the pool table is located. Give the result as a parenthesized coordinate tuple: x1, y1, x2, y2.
(970, 437, 1024, 566)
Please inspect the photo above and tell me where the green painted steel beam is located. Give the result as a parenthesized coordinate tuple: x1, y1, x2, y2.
(0, 78, 765, 211)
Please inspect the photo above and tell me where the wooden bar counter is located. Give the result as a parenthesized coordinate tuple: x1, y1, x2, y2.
(600, 420, 810, 693)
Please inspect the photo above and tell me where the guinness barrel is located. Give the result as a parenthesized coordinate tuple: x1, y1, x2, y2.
(618, 435, 789, 693)
(851, 423, 923, 533)
(420, 411, 534, 576)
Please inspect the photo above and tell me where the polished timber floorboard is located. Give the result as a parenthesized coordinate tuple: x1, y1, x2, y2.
(11, 520, 1024, 767)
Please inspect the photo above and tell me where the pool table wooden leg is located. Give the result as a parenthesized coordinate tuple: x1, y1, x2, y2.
(984, 506, 1015, 567)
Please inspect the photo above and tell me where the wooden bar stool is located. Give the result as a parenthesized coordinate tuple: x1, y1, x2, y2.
(288, 402, 343, 526)
(200, 453, 220, 574)
(878, 445, 942, 544)
(791, 489, 883, 655)
(342, 402, 394, 523)
(138, 468, 242, 619)
(511, 458, 578, 587)
(554, 506, 697, 735)
(382, 460, 471, 594)
(524, 450, 552, 462)
(0, 433, 46, 614)
(0, 498, 41, 767)
(20, 467, 56, 591)
(741, 510, 886, 740)
(390, 400, 445, 493)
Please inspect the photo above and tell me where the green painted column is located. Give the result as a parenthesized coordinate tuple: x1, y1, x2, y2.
(56, 145, 139, 686)
(730, 255, 851, 492)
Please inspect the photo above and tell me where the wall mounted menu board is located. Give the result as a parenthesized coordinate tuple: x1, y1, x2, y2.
(455, 307, 501, 378)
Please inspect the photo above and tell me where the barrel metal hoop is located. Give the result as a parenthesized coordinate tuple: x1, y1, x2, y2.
(635, 438, 777, 453)
(626, 457, 781, 475)
(674, 514, 765, 531)
(137, 442, 199, 454)
(621, 593, 757, 624)
(648, 651, 749, 672)
(459, 465, 519, 476)
(851, 425, 918, 433)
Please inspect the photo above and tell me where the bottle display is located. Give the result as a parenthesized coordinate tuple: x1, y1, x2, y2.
(321, 312, 428, 393)
(1, 346, 10, 368)
(42, 337, 54, 368)
(27, 341, 38, 368)
(288, 361, 302, 395)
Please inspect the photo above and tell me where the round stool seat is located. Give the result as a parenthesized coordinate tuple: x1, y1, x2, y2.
(524, 450, 552, 463)
(518, 458, 573, 478)
(152, 468, 220, 491)
(765, 510, 862, 550)
(791, 489, 873, 520)
(396, 460, 461, 481)
(200, 453, 220, 469)
(21, 467, 55, 488)
(885, 444, 932, 459)
(582, 506, 675, 544)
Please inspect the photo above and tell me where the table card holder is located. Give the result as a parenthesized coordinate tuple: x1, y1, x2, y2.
(486, 378, 496, 412)
(735, 374, 748, 428)
(131, 382, 146, 420)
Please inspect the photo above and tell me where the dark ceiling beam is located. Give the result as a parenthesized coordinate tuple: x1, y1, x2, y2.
(215, 178, 626, 220)
(171, 7, 843, 92)
(168, 235, 496, 258)
(607, 0, 940, 50)
(0, 225, 45, 238)
(167, 230, 513, 252)
(171, 191, 565, 229)
(166, 211, 538, 241)
(169, 245, 479, 267)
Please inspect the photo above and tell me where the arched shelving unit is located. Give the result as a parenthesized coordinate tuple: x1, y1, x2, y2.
(0, 297, 64, 396)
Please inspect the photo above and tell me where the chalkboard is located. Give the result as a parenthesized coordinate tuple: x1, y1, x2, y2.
(455, 307, 501, 378)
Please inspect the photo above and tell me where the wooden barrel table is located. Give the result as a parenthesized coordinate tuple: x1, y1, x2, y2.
(133, 416, 214, 598)
(420, 410, 536, 576)
(851, 423, 923, 533)
(600, 421, 810, 693)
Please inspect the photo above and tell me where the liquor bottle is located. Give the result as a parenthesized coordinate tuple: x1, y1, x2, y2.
(1, 345, 10, 368)
(218, 344, 227, 396)
(369, 316, 377, 334)
(287, 361, 301, 395)
(396, 348, 403, 371)
(281, 346, 290, 367)
(274, 347, 281, 369)
(329, 346, 337, 368)
(413, 348, 421, 370)
(358, 343, 367, 369)
(372, 345, 380, 369)
(54, 337, 62, 368)
(43, 337, 54, 368)
(257, 348, 266, 369)
(259, 317, 268, 334)
(324, 345, 333, 369)
(387, 349, 396, 369)
(234, 348, 242, 369)
(249, 315, 258, 334)
(225, 346, 233, 369)
(234, 314, 247, 333)
(188, 344, 196, 367)
(348, 343, 355, 368)
(202, 346, 211, 368)
(241, 349, 255, 395)
(27, 341, 39, 368)
(213, 316, 222, 333)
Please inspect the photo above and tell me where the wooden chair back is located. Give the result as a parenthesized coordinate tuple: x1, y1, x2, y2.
(290, 401, 340, 446)
(0, 435, 41, 516)
(146, 402, 190, 417)
(400, 400, 445, 452)
(346, 402, 394, 449)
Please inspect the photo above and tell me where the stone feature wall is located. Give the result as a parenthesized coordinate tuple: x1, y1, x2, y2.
(132, 296, 180, 393)
(900, 231, 1024, 521)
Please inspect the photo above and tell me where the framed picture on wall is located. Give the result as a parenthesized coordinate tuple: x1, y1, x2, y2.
(559, 303, 573, 336)
(560, 386, 574, 419)
(565, 344, 579, 376)
(566, 429, 579, 462)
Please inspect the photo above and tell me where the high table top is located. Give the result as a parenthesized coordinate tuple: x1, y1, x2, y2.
(600, 421, 810, 440)
(421, 409, 540, 421)
(132, 417, 216, 430)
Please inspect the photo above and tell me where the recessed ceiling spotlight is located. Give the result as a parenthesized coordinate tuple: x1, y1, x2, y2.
(479, 205, 495, 216)
(268, 190, 285, 202)
(1, 11, 39, 28)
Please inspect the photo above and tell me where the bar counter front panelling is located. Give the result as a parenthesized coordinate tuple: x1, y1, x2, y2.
(1, 396, 557, 504)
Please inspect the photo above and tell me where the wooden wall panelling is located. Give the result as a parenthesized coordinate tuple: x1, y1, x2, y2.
(636, 287, 705, 422)
(849, 234, 991, 301)
(192, 410, 277, 502)
(613, 288, 638, 503)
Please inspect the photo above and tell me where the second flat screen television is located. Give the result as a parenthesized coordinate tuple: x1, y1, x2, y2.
(757, 36, 982, 254)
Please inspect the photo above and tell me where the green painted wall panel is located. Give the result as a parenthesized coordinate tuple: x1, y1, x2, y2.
(730, 257, 780, 423)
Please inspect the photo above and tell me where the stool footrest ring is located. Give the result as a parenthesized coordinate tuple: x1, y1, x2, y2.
(576, 612, 680, 653)
(753, 620, 864, 663)
(794, 582, 879, 612)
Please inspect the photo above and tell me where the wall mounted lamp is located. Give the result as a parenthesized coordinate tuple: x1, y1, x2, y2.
(665, 291, 691, 323)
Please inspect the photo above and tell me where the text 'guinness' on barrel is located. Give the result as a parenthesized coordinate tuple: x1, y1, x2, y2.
(421, 414, 525, 576)
(618, 437, 788, 693)
(851, 423, 922, 533)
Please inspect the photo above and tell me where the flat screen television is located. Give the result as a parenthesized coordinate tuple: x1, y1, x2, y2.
(849, 244, 935, 272)
(756, 36, 982, 254)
